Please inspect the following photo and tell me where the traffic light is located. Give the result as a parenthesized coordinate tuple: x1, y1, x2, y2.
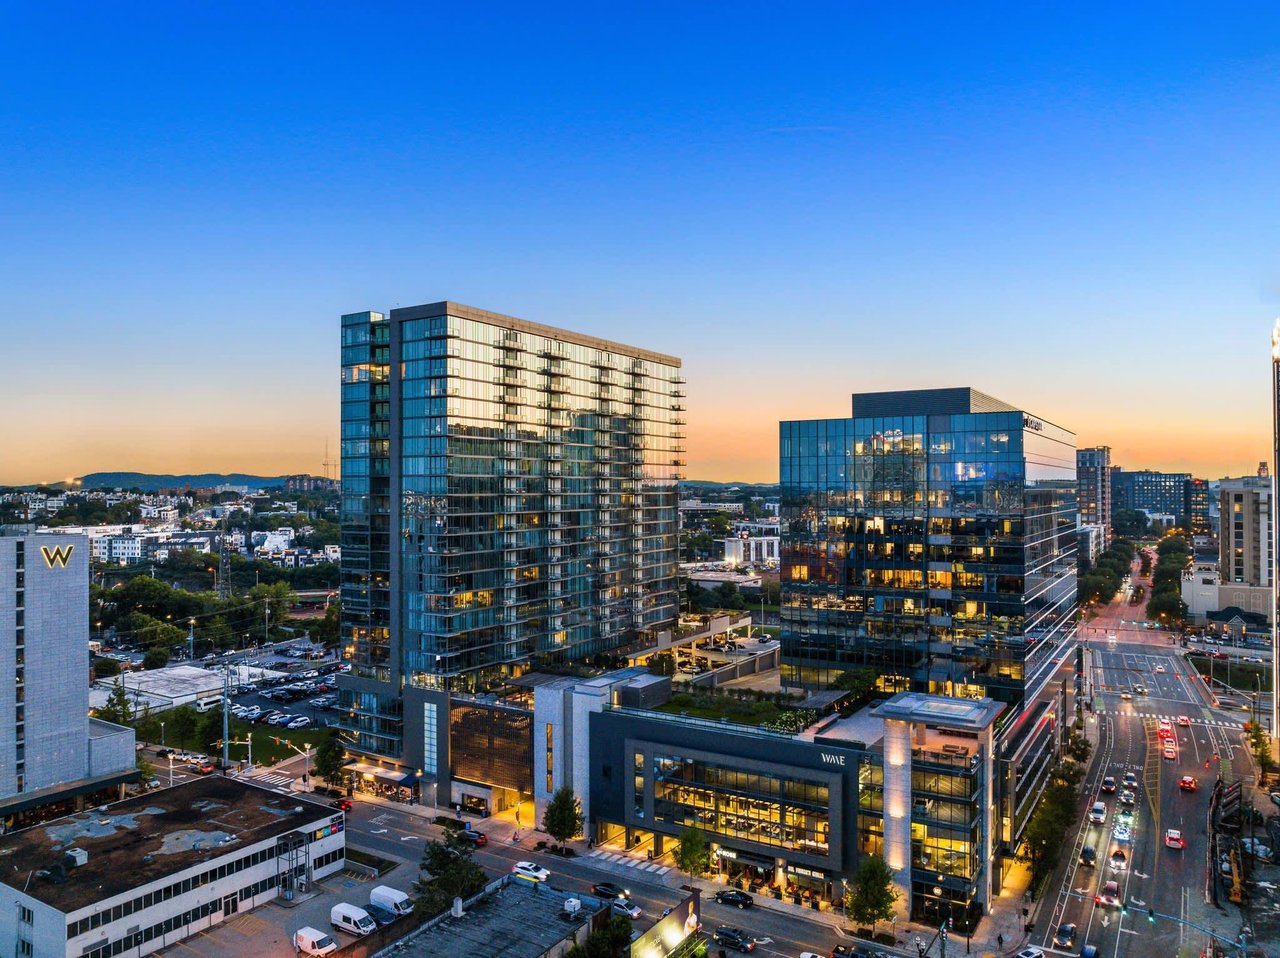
(1147, 908, 1155, 923)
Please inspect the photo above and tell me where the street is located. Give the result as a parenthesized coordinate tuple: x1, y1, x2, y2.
(1037, 552, 1249, 958)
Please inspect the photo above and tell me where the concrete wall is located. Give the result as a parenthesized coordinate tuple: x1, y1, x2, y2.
(87, 720, 136, 778)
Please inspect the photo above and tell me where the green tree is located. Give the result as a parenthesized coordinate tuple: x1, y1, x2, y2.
(136, 754, 155, 783)
(168, 705, 197, 748)
(195, 711, 224, 754)
(542, 785, 584, 846)
(647, 652, 676, 676)
(674, 825, 710, 881)
(143, 646, 170, 670)
(759, 578, 781, 606)
(314, 732, 347, 790)
(314, 601, 341, 647)
(93, 657, 122, 679)
(413, 830, 488, 917)
(844, 852, 899, 936)
(94, 680, 134, 724)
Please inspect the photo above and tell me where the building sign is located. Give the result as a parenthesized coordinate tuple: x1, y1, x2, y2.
(40, 544, 74, 568)
(1022, 415, 1044, 432)
(714, 848, 737, 860)
(820, 753, 846, 766)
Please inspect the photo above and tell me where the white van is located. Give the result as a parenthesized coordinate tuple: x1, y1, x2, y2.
(369, 884, 413, 917)
(331, 902, 377, 937)
(194, 696, 223, 713)
(294, 927, 338, 956)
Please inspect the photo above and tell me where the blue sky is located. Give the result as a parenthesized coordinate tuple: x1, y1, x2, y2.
(3, 3, 1279, 483)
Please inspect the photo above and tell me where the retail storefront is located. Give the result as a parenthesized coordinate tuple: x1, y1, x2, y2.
(346, 762, 423, 804)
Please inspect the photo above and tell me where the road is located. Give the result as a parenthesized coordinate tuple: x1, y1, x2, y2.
(340, 800, 891, 958)
(1037, 558, 1248, 958)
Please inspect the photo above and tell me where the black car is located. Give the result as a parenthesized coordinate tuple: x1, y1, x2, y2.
(591, 882, 629, 900)
(1054, 923, 1077, 948)
(365, 902, 398, 927)
(154, 748, 173, 759)
(712, 927, 756, 953)
(713, 890, 754, 909)
(1079, 846, 1096, 867)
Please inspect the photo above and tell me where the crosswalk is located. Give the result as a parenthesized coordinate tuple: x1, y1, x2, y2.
(1095, 709, 1244, 730)
(587, 849, 671, 875)
(249, 772, 294, 789)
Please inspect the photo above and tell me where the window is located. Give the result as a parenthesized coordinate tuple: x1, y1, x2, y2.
(18, 904, 32, 924)
(545, 722, 555, 794)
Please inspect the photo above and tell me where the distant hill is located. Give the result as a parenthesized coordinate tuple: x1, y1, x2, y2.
(681, 480, 779, 492)
(73, 472, 295, 491)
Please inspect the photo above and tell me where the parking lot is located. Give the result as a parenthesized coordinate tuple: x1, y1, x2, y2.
(164, 853, 417, 958)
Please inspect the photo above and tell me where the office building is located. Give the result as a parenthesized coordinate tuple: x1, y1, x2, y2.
(1110, 468, 1190, 521)
(777, 388, 1078, 876)
(0, 777, 345, 958)
(337, 302, 683, 788)
(1184, 478, 1210, 535)
(582, 686, 1003, 928)
(0, 529, 136, 832)
(1076, 446, 1112, 546)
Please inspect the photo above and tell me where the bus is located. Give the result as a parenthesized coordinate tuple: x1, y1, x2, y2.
(194, 696, 224, 713)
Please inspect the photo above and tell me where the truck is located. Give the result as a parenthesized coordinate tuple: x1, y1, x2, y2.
(369, 884, 413, 917)
(293, 927, 338, 956)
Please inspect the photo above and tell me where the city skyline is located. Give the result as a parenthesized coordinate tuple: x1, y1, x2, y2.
(5, 5, 1280, 485)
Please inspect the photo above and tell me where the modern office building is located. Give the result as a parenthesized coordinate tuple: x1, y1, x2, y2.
(777, 388, 1078, 874)
(0, 777, 345, 958)
(0, 528, 136, 832)
(1184, 478, 1210, 535)
(337, 302, 684, 788)
(1076, 446, 1112, 546)
(1110, 468, 1191, 521)
(585, 688, 1004, 929)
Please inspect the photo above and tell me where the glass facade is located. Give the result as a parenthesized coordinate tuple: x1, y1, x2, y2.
(650, 752, 831, 854)
(339, 302, 683, 765)
(1110, 468, 1190, 519)
(778, 399, 1077, 716)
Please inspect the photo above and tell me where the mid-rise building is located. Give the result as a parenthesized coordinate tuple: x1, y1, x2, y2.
(1076, 446, 1112, 546)
(1218, 477, 1273, 589)
(1184, 478, 1210, 535)
(0, 528, 135, 831)
(1110, 468, 1191, 522)
(723, 534, 780, 565)
(336, 302, 683, 787)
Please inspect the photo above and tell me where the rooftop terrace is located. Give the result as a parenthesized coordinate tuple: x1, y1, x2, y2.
(0, 776, 336, 913)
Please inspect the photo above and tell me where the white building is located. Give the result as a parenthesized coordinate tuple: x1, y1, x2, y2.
(139, 504, 179, 525)
(722, 535, 780, 565)
(0, 777, 346, 958)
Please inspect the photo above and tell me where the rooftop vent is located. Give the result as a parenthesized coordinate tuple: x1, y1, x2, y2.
(65, 848, 89, 868)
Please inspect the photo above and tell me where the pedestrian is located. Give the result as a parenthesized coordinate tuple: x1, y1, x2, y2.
(997, 932, 1004, 948)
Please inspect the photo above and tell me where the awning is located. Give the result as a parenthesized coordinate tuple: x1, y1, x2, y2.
(346, 763, 418, 787)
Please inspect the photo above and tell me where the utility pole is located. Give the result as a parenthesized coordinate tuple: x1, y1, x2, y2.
(217, 514, 232, 600)
(222, 669, 231, 771)
(188, 619, 195, 663)
(264, 597, 271, 646)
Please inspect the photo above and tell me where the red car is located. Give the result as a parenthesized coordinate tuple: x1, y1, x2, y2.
(1179, 776, 1198, 792)
(330, 798, 353, 812)
(459, 830, 488, 846)
(188, 763, 216, 775)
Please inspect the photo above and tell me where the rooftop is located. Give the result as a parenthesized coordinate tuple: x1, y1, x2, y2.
(383, 879, 598, 958)
(850, 387, 1019, 418)
(0, 776, 336, 913)
(97, 665, 224, 700)
(872, 692, 1005, 730)
(390, 301, 682, 368)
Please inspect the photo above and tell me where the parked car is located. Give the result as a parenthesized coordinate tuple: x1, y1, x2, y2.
(458, 829, 487, 846)
(511, 861, 550, 882)
(712, 927, 756, 953)
(364, 902, 398, 927)
(188, 762, 216, 775)
(713, 890, 754, 909)
(287, 716, 312, 729)
(330, 903, 376, 937)
(1243, 838, 1273, 860)
(294, 927, 338, 956)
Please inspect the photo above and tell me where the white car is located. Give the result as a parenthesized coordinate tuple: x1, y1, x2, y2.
(1154, 665, 1166, 673)
(1113, 824, 1132, 843)
(512, 861, 550, 882)
(1014, 949, 1046, 958)
(1088, 802, 1106, 824)
(610, 898, 642, 919)
(287, 716, 312, 729)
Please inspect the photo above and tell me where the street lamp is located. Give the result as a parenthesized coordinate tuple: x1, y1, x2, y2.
(160, 721, 165, 747)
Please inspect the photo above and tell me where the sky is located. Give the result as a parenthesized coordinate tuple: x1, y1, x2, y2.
(3, 3, 1280, 485)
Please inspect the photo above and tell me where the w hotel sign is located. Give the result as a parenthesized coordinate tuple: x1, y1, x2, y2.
(40, 544, 75, 568)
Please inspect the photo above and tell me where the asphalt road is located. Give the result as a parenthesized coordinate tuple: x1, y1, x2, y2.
(340, 800, 890, 958)
(1038, 560, 1246, 958)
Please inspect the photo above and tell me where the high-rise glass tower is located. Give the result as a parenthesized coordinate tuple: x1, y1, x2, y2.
(779, 388, 1077, 709)
(1076, 446, 1111, 546)
(337, 302, 684, 769)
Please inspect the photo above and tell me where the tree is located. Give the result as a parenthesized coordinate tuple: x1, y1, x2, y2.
(314, 601, 341, 647)
(647, 652, 675, 676)
(136, 754, 155, 783)
(95, 680, 134, 725)
(314, 732, 347, 790)
(168, 705, 197, 749)
(413, 831, 488, 917)
(760, 578, 781, 606)
(674, 825, 710, 881)
(844, 852, 899, 936)
(93, 657, 122, 679)
(196, 711, 224, 754)
(542, 785, 584, 846)
(143, 646, 170, 671)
